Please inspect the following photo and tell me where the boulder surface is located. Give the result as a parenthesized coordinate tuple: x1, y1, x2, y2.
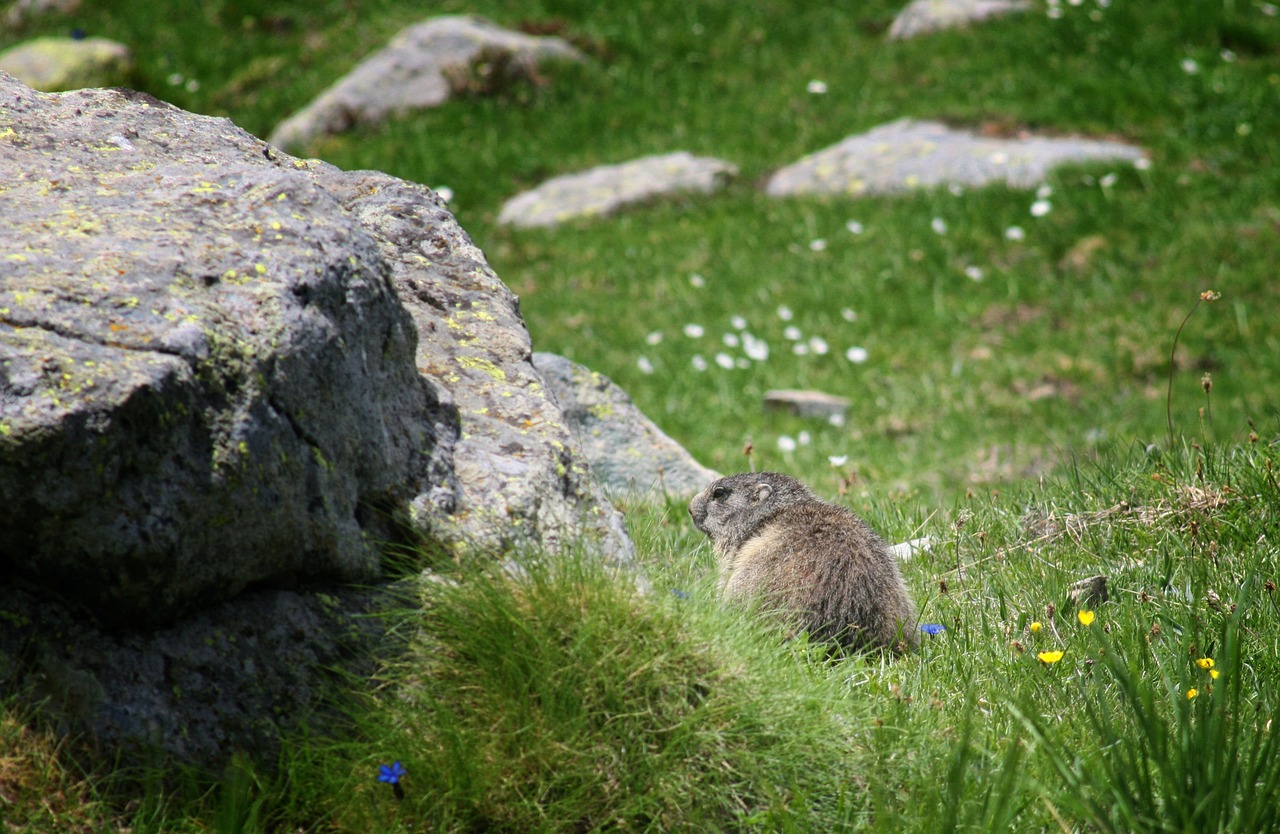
(534, 353, 720, 499)
(766, 118, 1145, 198)
(0, 71, 633, 765)
(269, 15, 584, 151)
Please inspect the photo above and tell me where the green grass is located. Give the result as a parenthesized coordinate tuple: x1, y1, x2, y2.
(4, 0, 1280, 830)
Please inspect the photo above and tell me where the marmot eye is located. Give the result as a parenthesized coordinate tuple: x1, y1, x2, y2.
(711, 486, 728, 499)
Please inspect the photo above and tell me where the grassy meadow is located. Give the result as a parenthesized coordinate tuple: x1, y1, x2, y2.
(3, 0, 1280, 830)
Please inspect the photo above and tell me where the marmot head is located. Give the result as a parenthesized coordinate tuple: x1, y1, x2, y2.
(689, 471, 816, 545)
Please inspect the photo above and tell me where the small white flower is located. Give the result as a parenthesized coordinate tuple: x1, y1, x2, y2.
(948, 183, 965, 196)
(730, 314, 748, 330)
(167, 72, 185, 86)
(1261, 2, 1277, 16)
(1068, 0, 1083, 6)
(841, 307, 857, 322)
(777, 305, 794, 321)
(435, 186, 455, 203)
(185, 78, 200, 93)
(931, 217, 948, 235)
(637, 356, 655, 374)
(1005, 225, 1026, 241)
(809, 336, 829, 355)
(784, 325, 803, 341)
(691, 355, 708, 372)
(1030, 200, 1052, 217)
(809, 238, 828, 252)
(743, 334, 769, 361)
(1181, 57, 1200, 74)
(1221, 49, 1237, 63)
(1036, 184, 1054, 199)
(722, 332, 740, 348)
(777, 435, 798, 453)
(1097, 0, 1111, 7)
(735, 357, 750, 369)
(846, 346, 869, 363)
(828, 412, 846, 427)
(683, 323, 705, 338)
(689, 273, 706, 288)
(1099, 172, 1118, 188)
(964, 265, 985, 281)
(807, 79, 828, 94)
(645, 330, 664, 346)
(1047, 6, 1064, 17)
(1133, 157, 1151, 171)
(715, 352, 735, 370)
(828, 455, 849, 467)
(845, 220, 864, 235)
(990, 151, 1010, 165)
(798, 431, 812, 446)
(792, 343, 810, 356)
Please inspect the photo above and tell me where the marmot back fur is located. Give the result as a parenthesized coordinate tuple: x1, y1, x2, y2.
(689, 471, 918, 653)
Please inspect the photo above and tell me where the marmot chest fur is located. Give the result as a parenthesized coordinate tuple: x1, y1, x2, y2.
(689, 471, 918, 653)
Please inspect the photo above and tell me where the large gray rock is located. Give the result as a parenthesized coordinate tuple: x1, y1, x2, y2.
(0, 36, 132, 91)
(766, 119, 1146, 198)
(0, 73, 633, 632)
(497, 152, 739, 228)
(888, 0, 1031, 40)
(269, 15, 585, 151)
(0, 72, 637, 765)
(533, 353, 720, 499)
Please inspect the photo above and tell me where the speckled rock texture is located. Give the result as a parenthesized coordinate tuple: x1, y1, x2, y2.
(498, 152, 739, 228)
(0, 76, 451, 629)
(0, 35, 132, 91)
(888, 0, 1031, 40)
(0, 72, 635, 766)
(269, 15, 584, 151)
(533, 353, 720, 500)
(766, 118, 1145, 198)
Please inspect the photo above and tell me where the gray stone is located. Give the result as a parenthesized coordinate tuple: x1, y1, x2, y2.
(766, 119, 1146, 198)
(0, 71, 637, 767)
(0, 36, 132, 91)
(533, 352, 720, 499)
(0, 583, 393, 768)
(0, 72, 634, 629)
(268, 15, 584, 151)
(498, 152, 739, 228)
(4, 0, 82, 28)
(1069, 575, 1109, 607)
(763, 389, 852, 420)
(888, 0, 1031, 40)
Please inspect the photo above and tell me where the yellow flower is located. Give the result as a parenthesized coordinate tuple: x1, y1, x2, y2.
(1037, 650, 1065, 664)
(1077, 610, 1096, 626)
(1210, 669, 1220, 680)
(1187, 688, 1199, 700)
(1196, 658, 1215, 669)
(1030, 621, 1043, 634)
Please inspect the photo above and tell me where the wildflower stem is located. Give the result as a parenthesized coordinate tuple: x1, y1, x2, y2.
(1165, 292, 1218, 448)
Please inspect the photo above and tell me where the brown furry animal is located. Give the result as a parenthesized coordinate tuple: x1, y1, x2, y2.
(689, 472, 918, 653)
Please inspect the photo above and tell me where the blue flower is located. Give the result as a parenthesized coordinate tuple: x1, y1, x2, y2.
(378, 761, 406, 785)
(919, 624, 946, 636)
(671, 589, 690, 600)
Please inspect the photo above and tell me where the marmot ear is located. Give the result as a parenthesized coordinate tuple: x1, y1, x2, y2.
(751, 483, 773, 504)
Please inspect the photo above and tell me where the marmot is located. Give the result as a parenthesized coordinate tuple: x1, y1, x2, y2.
(689, 472, 918, 653)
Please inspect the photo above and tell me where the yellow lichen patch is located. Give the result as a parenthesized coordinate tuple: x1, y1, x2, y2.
(456, 356, 507, 381)
(191, 182, 219, 195)
(0, 127, 16, 140)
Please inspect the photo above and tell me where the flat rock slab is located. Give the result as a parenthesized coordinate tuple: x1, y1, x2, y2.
(0, 36, 132, 91)
(888, 0, 1031, 40)
(269, 15, 584, 151)
(763, 389, 851, 420)
(766, 118, 1145, 198)
(534, 353, 720, 499)
(498, 152, 739, 228)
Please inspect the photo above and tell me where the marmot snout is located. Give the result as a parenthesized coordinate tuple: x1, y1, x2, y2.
(689, 471, 918, 653)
